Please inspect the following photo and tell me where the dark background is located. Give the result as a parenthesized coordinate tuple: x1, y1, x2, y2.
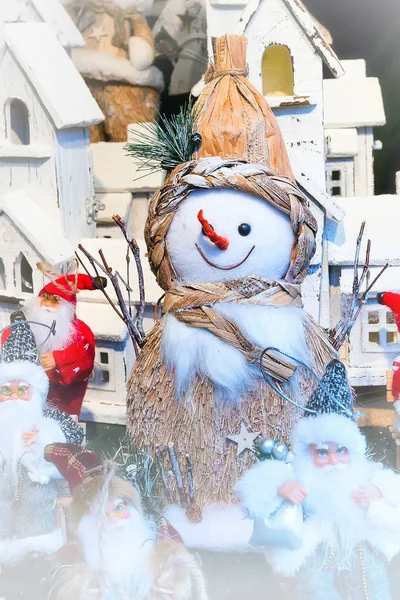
(305, 0, 400, 195)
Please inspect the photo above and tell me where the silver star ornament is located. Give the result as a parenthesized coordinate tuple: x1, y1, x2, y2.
(226, 423, 261, 457)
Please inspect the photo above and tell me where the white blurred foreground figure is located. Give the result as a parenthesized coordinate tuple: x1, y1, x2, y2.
(45, 443, 208, 600)
(235, 361, 400, 600)
(0, 313, 84, 565)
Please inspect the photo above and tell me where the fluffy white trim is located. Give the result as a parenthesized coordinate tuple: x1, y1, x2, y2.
(267, 519, 329, 576)
(291, 414, 366, 459)
(234, 460, 292, 519)
(72, 49, 164, 91)
(371, 467, 400, 507)
(0, 361, 48, 401)
(162, 305, 309, 401)
(0, 529, 63, 564)
(164, 504, 254, 550)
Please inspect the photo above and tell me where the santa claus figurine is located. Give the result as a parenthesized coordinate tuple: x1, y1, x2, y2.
(21, 270, 106, 415)
(0, 315, 84, 570)
(235, 360, 400, 599)
(378, 291, 400, 400)
(44, 443, 208, 600)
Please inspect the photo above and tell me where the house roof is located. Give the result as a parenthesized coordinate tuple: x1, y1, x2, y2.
(339, 266, 400, 295)
(0, 190, 75, 265)
(235, 0, 344, 77)
(324, 60, 386, 129)
(326, 196, 400, 266)
(1, 0, 85, 49)
(290, 159, 345, 221)
(76, 301, 129, 343)
(2, 23, 103, 129)
(326, 128, 359, 158)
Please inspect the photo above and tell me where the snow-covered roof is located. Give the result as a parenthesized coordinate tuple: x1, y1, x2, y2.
(0, 0, 85, 49)
(326, 128, 359, 158)
(71, 49, 164, 91)
(235, 0, 344, 77)
(339, 266, 400, 295)
(326, 196, 400, 266)
(78, 237, 163, 305)
(324, 60, 386, 129)
(76, 301, 129, 343)
(1, 23, 103, 130)
(77, 302, 156, 343)
(0, 190, 74, 265)
(290, 160, 344, 221)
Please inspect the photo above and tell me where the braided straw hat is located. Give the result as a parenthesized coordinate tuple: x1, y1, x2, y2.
(144, 34, 317, 291)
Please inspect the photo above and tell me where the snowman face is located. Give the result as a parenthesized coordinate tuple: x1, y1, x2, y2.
(166, 189, 295, 284)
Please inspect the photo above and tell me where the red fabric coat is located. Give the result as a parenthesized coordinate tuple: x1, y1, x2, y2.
(46, 318, 95, 415)
(381, 293, 400, 400)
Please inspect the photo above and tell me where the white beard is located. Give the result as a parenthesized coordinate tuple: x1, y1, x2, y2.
(78, 507, 155, 600)
(162, 304, 309, 401)
(23, 297, 75, 355)
(0, 393, 44, 493)
(294, 455, 372, 569)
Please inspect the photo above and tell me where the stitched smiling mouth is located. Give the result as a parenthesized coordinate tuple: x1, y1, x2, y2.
(195, 243, 255, 270)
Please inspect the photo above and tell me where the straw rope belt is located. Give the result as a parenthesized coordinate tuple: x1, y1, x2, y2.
(163, 276, 302, 382)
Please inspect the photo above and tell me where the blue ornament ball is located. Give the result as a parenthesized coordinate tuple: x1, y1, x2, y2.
(272, 442, 288, 461)
(257, 438, 275, 456)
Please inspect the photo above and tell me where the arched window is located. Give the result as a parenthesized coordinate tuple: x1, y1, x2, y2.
(15, 253, 33, 293)
(262, 45, 294, 97)
(9, 99, 30, 145)
(0, 259, 5, 290)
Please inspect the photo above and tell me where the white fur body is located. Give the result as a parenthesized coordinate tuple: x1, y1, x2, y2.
(235, 417, 400, 575)
(163, 304, 309, 399)
(0, 529, 63, 565)
(78, 504, 155, 600)
(0, 361, 65, 486)
(165, 504, 254, 550)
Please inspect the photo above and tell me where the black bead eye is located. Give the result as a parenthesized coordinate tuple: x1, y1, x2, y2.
(238, 223, 251, 236)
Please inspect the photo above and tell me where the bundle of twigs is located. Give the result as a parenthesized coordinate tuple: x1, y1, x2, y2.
(76, 215, 146, 357)
(329, 221, 388, 351)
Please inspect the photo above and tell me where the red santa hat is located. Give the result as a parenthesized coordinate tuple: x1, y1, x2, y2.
(38, 274, 106, 306)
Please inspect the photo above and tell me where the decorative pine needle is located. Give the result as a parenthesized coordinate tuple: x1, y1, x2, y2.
(125, 103, 198, 173)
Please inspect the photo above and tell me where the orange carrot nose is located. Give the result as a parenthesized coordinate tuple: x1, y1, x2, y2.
(197, 210, 229, 250)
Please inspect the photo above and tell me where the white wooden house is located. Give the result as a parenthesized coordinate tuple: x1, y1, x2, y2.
(0, 189, 74, 329)
(0, 20, 102, 320)
(0, 23, 103, 244)
(327, 197, 400, 387)
(324, 59, 386, 198)
(197, 0, 345, 326)
(0, 0, 85, 50)
(91, 126, 164, 241)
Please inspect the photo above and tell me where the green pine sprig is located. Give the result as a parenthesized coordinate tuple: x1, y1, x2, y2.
(125, 103, 197, 173)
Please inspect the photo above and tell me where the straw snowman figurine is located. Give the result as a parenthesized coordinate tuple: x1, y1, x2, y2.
(126, 34, 335, 548)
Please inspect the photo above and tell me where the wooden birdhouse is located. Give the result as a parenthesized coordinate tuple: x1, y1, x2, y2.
(0, 23, 103, 245)
(0, 22, 103, 327)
